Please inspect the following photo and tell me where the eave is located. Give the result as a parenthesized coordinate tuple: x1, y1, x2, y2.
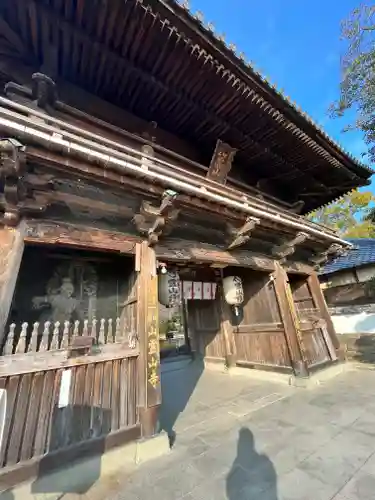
(0, 0, 372, 213)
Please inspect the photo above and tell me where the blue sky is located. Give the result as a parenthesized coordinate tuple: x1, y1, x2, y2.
(189, 0, 373, 184)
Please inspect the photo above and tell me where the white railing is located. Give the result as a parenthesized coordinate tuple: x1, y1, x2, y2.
(2, 317, 137, 356)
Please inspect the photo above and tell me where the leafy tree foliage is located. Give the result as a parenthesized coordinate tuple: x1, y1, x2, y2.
(307, 189, 375, 236)
(330, 4, 375, 161)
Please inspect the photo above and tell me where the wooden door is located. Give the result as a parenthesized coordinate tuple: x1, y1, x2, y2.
(187, 299, 225, 359)
(290, 279, 335, 367)
(235, 269, 291, 367)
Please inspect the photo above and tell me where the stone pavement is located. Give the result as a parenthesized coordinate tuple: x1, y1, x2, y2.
(107, 362, 375, 500)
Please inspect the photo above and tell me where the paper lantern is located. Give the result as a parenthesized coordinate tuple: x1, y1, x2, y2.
(222, 276, 244, 306)
(158, 270, 181, 307)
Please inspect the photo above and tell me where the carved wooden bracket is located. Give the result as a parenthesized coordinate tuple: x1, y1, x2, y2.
(272, 232, 309, 262)
(289, 200, 305, 214)
(309, 243, 347, 268)
(207, 140, 237, 184)
(226, 217, 260, 250)
(133, 190, 179, 246)
(0, 139, 50, 226)
(31, 72, 57, 111)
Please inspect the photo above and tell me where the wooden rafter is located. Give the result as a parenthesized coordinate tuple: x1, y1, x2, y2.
(0, 16, 25, 56)
(24, 0, 344, 197)
(226, 217, 260, 250)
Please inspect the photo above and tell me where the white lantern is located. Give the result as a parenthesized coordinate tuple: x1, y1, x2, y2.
(158, 270, 181, 307)
(222, 276, 244, 316)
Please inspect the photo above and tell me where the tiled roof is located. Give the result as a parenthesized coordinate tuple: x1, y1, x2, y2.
(320, 239, 375, 275)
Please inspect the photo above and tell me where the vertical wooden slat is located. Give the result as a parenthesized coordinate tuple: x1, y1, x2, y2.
(4, 324, 15, 355)
(101, 361, 112, 435)
(82, 364, 94, 441)
(111, 360, 120, 431)
(16, 322, 28, 354)
(33, 370, 56, 457)
(40, 321, 51, 352)
(0, 376, 20, 467)
(45, 369, 63, 454)
(71, 366, 86, 444)
(119, 358, 129, 428)
(6, 373, 32, 466)
(91, 362, 104, 438)
(19, 372, 44, 461)
(29, 322, 40, 353)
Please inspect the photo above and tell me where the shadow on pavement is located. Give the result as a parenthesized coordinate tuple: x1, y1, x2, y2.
(226, 427, 278, 500)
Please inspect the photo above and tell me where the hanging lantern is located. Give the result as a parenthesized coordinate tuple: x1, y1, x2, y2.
(222, 276, 244, 316)
(158, 269, 181, 307)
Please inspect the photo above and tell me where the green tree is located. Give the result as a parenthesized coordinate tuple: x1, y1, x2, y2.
(330, 4, 375, 161)
(307, 189, 375, 237)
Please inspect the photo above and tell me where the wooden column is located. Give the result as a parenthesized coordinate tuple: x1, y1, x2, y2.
(0, 221, 25, 343)
(136, 241, 161, 438)
(307, 272, 344, 360)
(219, 275, 237, 368)
(273, 263, 309, 377)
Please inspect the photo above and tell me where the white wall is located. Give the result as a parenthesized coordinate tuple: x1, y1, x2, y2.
(356, 265, 375, 283)
(331, 310, 375, 334)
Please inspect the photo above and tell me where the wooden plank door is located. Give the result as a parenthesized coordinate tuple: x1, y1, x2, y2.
(290, 279, 333, 367)
(235, 269, 291, 368)
(187, 299, 225, 360)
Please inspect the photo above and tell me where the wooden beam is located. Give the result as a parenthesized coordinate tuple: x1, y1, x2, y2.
(272, 232, 308, 261)
(226, 216, 259, 250)
(207, 140, 237, 184)
(0, 222, 26, 343)
(24, 219, 140, 253)
(155, 238, 275, 271)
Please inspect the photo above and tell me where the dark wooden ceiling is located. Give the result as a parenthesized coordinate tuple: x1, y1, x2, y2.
(0, 0, 372, 213)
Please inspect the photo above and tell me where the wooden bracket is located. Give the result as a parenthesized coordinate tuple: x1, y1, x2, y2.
(309, 243, 347, 268)
(207, 140, 237, 184)
(272, 232, 309, 262)
(0, 139, 26, 226)
(289, 200, 305, 214)
(31, 72, 57, 111)
(225, 217, 260, 250)
(133, 190, 179, 246)
(0, 140, 51, 226)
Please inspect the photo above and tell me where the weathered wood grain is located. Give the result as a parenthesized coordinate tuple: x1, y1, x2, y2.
(0, 222, 26, 345)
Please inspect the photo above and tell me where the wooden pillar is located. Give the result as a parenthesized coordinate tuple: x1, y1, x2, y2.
(307, 272, 344, 360)
(136, 241, 161, 438)
(273, 263, 309, 377)
(0, 221, 25, 343)
(219, 275, 237, 368)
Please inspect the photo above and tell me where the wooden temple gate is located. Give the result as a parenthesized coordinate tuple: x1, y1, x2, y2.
(0, 0, 372, 489)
